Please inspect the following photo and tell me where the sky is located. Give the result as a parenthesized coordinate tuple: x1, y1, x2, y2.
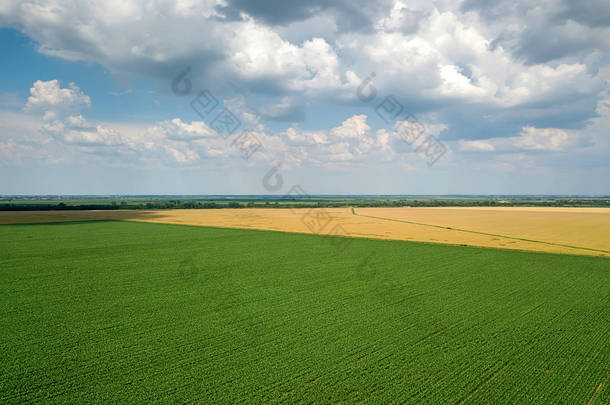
(0, 0, 609, 195)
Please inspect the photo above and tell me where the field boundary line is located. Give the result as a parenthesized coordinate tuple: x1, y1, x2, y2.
(351, 207, 610, 255)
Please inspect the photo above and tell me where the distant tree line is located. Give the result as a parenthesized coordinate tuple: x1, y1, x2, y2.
(1, 198, 609, 211)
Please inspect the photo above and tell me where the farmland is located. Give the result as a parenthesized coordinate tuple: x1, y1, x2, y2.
(1, 221, 609, 403)
(1, 206, 609, 257)
(2, 195, 610, 210)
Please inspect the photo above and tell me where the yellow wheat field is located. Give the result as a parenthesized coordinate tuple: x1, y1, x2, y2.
(1, 207, 609, 257)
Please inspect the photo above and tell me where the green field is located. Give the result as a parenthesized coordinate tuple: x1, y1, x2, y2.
(1, 221, 609, 403)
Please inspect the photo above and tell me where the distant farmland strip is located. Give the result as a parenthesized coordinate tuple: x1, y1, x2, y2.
(1, 221, 609, 403)
(352, 207, 610, 255)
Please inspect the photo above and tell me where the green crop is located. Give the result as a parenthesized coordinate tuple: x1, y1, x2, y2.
(1, 221, 608, 403)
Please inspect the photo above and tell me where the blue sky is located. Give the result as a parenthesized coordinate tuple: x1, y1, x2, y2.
(0, 0, 609, 195)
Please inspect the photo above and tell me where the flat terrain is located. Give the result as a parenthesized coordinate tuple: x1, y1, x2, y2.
(1, 221, 608, 403)
(355, 207, 610, 257)
(1, 206, 609, 257)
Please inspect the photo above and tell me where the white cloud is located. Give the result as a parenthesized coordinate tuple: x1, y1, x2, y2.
(228, 19, 344, 93)
(65, 114, 89, 129)
(152, 118, 217, 141)
(454, 124, 593, 156)
(513, 126, 571, 151)
(458, 139, 495, 151)
(42, 117, 124, 147)
(438, 64, 488, 99)
(1, 0, 608, 194)
(346, 8, 603, 107)
(163, 145, 200, 164)
(25, 80, 90, 117)
(324, 141, 354, 162)
(1, 0, 604, 114)
(24, 80, 123, 148)
(375, 1, 423, 33)
(15, 80, 447, 168)
(283, 126, 329, 146)
(330, 114, 371, 139)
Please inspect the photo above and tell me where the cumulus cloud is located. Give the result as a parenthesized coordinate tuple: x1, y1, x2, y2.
(42, 118, 124, 147)
(330, 115, 370, 139)
(512, 126, 590, 152)
(283, 126, 329, 146)
(25, 80, 90, 119)
(346, 8, 602, 109)
(20, 78, 442, 168)
(151, 118, 217, 141)
(1, 0, 608, 180)
(459, 140, 495, 152)
(3, 0, 603, 110)
(227, 20, 345, 94)
(24, 80, 123, 150)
